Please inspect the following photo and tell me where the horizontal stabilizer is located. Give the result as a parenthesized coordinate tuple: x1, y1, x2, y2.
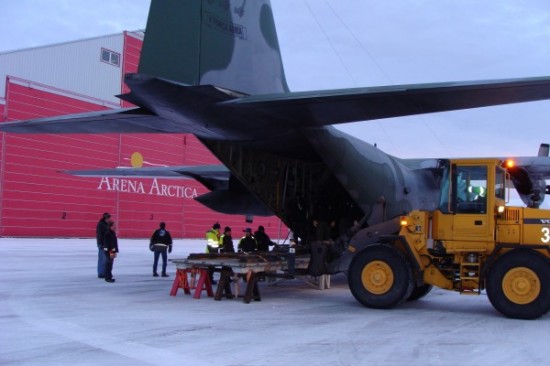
(3, 75, 550, 142)
(223, 76, 550, 126)
(195, 190, 273, 216)
(64, 163, 271, 216)
(0, 108, 175, 134)
(65, 165, 230, 191)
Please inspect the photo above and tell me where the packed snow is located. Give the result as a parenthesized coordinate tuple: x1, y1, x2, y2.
(1, 237, 548, 366)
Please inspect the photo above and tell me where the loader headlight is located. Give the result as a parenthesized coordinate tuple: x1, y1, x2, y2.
(400, 217, 408, 226)
(497, 205, 505, 214)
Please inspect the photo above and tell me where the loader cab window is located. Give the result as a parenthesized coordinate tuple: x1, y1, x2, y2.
(453, 165, 488, 214)
(438, 164, 451, 213)
(495, 166, 506, 200)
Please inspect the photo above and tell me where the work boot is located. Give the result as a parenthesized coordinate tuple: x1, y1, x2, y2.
(161, 273, 169, 277)
(153, 272, 159, 277)
(105, 278, 115, 283)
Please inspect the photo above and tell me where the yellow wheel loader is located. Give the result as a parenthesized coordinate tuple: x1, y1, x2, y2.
(347, 158, 550, 319)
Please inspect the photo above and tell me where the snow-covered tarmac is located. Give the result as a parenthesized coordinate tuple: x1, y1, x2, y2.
(1, 237, 548, 366)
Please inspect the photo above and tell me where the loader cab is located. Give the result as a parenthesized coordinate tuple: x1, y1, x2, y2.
(434, 159, 506, 245)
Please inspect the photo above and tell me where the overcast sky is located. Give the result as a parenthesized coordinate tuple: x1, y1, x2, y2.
(1, 0, 550, 160)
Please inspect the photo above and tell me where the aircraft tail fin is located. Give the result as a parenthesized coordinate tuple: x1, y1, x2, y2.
(538, 143, 549, 157)
(138, 0, 289, 95)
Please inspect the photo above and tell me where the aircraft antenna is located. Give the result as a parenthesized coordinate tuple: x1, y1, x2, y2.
(303, 1, 356, 87)
(322, 1, 392, 85)
(301, 0, 401, 154)
(320, 0, 452, 157)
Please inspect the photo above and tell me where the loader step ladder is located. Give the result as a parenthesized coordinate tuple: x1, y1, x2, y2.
(459, 254, 482, 295)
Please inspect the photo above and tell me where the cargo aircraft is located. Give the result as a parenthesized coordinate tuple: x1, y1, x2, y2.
(2, 0, 550, 270)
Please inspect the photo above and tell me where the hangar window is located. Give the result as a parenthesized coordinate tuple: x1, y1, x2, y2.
(100, 48, 120, 67)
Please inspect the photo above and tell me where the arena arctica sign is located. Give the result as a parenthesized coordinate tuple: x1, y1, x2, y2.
(97, 177, 198, 199)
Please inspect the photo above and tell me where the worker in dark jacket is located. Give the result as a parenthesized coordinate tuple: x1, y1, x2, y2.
(103, 221, 119, 283)
(219, 226, 235, 298)
(238, 228, 258, 253)
(150, 222, 173, 277)
(220, 226, 235, 253)
(254, 225, 274, 252)
(95, 212, 111, 279)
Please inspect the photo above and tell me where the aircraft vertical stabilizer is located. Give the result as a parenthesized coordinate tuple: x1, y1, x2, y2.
(139, 0, 289, 95)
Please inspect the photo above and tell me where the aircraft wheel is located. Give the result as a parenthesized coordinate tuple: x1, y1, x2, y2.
(348, 244, 413, 309)
(486, 250, 550, 319)
(407, 284, 433, 301)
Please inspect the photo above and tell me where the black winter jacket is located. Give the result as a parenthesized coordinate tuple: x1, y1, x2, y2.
(150, 229, 173, 252)
(96, 219, 109, 246)
(103, 229, 119, 253)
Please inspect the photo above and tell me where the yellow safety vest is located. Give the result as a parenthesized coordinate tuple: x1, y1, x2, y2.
(205, 228, 220, 253)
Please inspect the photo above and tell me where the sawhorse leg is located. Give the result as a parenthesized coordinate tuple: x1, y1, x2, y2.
(193, 268, 214, 299)
(170, 268, 192, 296)
(243, 271, 261, 304)
(214, 268, 234, 300)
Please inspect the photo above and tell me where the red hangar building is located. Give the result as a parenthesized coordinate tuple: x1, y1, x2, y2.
(0, 31, 282, 238)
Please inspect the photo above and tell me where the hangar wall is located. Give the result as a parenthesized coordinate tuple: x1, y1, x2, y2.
(0, 32, 282, 239)
(0, 98, 4, 122)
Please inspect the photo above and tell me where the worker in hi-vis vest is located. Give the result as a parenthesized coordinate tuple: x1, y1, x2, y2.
(205, 222, 221, 254)
(205, 222, 221, 284)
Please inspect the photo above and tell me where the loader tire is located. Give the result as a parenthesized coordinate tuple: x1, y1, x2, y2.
(407, 284, 433, 302)
(348, 244, 413, 309)
(486, 250, 550, 319)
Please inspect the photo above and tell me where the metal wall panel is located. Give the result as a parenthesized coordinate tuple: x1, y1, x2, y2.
(1, 82, 116, 237)
(121, 32, 143, 102)
(0, 33, 283, 239)
(0, 98, 5, 122)
(1, 78, 282, 238)
(0, 34, 124, 105)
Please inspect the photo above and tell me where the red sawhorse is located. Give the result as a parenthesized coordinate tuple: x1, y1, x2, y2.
(170, 267, 213, 299)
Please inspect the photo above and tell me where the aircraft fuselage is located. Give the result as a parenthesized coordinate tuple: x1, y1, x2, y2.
(202, 125, 442, 243)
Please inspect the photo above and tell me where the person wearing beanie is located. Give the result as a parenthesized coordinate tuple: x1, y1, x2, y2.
(220, 226, 235, 253)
